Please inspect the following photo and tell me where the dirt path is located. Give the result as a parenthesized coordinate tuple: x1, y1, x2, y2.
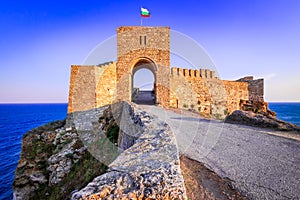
(180, 155, 246, 200)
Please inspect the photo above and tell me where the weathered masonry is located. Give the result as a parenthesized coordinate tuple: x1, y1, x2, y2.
(68, 26, 264, 118)
(116, 26, 170, 108)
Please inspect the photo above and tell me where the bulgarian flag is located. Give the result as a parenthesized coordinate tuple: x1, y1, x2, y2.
(141, 7, 150, 18)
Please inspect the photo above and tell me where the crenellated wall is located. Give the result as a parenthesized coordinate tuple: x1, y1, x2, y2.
(170, 67, 255, 118)
(170, 67, 212, 116)
(171, 67, 218, 79)
(67, 26, 265, 118)
(68, 64, 263, 118)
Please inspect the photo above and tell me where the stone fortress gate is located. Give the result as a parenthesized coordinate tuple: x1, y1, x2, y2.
(116, 26, 170, 107)
(68, 26, 265, 118)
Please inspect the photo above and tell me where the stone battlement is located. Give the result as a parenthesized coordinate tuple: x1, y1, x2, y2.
(97, 61, 114, 67)
(171, 67, 218, 79)
(68, 26, 265, 119)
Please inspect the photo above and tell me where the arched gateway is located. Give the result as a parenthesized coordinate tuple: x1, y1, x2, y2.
(67, 26, 171, 113)
(131, 58, 157, 105)
(68, 26, 264, 119)
(116, 26, 170, 107)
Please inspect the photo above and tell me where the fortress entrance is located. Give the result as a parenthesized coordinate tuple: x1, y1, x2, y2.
(132, 58, 156, 105)
(116, 26, 170, 107)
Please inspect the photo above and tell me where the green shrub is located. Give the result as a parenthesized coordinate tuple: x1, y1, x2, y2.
(106, 124, 119, 144)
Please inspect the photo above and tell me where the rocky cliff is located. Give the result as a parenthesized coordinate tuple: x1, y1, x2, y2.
(13, 118, 107, 199)
(13, 102, 187, 199)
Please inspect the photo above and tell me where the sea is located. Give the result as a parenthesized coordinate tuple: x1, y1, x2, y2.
(0, 102, 299, 200)
(0, 104, 67, 200)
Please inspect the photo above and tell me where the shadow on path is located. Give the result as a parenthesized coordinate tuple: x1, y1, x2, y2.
(170, 117, 212, 123)
(133, 91, 155, 105)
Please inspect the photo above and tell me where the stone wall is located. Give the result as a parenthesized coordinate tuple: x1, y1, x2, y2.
(223, 80, 249, 114)
(71, 102, 187, 199)
(68, 26, 264, 117)
(170, 67, 211, 116)
(68, 62, 117, 113)
(170, 67, 250, 118)
(237, 76, 264, 102)
(68, 65, 98, 113)
(95, 62, 117, 108)
(116, 26, 170, 107)
(68, 63, 262, 119)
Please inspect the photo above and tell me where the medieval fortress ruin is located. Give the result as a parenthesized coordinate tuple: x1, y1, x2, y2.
(68, 26, 264, 118)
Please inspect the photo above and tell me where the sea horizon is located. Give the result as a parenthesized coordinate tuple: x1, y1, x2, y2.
(0, 101, 299, 104)
(0, 102, 68, 104)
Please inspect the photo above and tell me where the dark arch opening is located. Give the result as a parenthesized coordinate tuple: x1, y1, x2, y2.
(131, 59, 156, 105)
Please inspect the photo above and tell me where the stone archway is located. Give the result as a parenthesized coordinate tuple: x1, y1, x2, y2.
(131, 58, 157, 105)
(116, 26, 170, 107)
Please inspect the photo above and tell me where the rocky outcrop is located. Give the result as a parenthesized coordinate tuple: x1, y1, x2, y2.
(225, 110, 300, 132)
(13, 102, 187, 199)
(239, 100, 276, 117)
(13, 119, 108, 200)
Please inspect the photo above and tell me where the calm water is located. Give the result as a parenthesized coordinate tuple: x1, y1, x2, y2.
(0, 103, 299, 200)
(268, 102, 300, 126)
(0, 104, 67, 200)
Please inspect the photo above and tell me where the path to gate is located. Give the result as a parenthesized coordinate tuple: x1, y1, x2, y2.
(138, 104, 300, 200)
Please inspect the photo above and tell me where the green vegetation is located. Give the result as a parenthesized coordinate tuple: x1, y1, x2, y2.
(106, 124, 119, 144)
(65, 153, 73, 159)
(27, 136, 55, 160)
(213, 113, 225, 120)
(224, 109, 229, 116)
(23, 120, 65, 138)
(18, 119, 109, 200)
(62, 138, 73, 145)
(31, 141, 108, 200)
(16, 112, 122, 199)
(48, 151, 107, 200)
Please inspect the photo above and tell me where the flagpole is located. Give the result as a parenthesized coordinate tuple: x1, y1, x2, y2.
(140, 15, 143, 26)
(140, 0, 142, 26)
(140, 7, 150, 26)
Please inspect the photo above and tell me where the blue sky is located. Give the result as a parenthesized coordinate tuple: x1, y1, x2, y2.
(0, 0, 299, 103)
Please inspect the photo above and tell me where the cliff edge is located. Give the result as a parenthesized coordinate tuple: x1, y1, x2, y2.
(13, 102, 186, 199)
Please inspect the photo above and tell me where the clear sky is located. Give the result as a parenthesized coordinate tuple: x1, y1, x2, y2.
(0, 0, 299, 103)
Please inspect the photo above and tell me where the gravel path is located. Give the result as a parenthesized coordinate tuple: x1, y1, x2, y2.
(138, 105, 300, 200)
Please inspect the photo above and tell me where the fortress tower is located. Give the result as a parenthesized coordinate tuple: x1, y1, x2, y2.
(116, 26, 170, 107)
(68, 26, 265, 118)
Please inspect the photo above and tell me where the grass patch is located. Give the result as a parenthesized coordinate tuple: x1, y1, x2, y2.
(24, 120, 65, 138)
(106, 124, 119, 144)
(31, 144, 108, 200)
